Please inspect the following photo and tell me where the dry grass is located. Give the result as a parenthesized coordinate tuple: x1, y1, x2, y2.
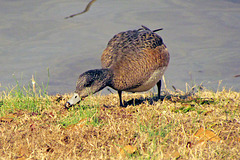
(0, 87, 240, 159)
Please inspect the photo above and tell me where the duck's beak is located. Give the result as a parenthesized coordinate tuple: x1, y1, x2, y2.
(65, 93, 81, 109)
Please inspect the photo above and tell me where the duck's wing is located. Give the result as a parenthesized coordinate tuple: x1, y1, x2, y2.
(109, 43, 169, 91)
(101, 30, 139, 69)
(101, 26, 164, 69)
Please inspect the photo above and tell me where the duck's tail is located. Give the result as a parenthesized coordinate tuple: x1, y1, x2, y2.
(138, 25, 163, 32)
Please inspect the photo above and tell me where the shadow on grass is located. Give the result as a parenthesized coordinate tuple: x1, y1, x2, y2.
(119, 92, 211, 107)
(106, 93, 194, 107)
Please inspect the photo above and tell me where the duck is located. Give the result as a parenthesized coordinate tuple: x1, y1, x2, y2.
(65, 25, 170, 108)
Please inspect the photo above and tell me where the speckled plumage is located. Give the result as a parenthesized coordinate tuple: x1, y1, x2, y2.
(66, 25, 170, 108)
(101, 26, 169, 92)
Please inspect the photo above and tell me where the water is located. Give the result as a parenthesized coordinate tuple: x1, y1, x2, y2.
(0, 0, 240, 95)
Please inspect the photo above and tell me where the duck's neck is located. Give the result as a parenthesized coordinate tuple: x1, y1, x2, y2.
(75, 68, 113, 97)
(92, 69, 113, 89)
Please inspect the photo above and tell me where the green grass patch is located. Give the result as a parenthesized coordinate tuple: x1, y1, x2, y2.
(0, 79, 50, 116)
(58, 104, 100, 128)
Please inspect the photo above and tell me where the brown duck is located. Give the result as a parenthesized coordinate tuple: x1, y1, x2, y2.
(65, 25, 170, 108)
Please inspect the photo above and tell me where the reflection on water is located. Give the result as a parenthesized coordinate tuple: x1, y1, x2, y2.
(0, 0, 240, 95)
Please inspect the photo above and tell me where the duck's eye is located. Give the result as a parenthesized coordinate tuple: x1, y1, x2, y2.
(75, 95, 78, 98)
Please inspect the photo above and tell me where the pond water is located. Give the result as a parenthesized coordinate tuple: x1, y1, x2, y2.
(0, 0, 240, 95)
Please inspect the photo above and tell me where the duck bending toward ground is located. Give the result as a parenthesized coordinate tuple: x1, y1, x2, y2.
(65, 25, 170, 108)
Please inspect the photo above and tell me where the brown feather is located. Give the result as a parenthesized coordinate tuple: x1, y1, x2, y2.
(101, 27, 169, 91)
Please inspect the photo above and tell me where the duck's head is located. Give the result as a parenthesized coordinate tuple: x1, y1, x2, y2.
(65, 69, 111, 109)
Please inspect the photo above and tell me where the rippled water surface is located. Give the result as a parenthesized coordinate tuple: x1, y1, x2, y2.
(0, 0, 240, 95)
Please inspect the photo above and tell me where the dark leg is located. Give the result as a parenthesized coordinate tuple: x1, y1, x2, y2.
(157, 80, 162, 100)
(118, 90, 124, 107)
